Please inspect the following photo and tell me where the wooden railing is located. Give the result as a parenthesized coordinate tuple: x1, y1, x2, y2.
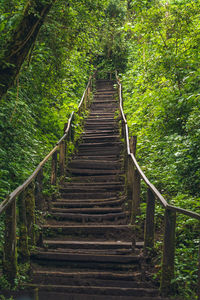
(0, 76, 93, 283)
(116, 75, 200, 298)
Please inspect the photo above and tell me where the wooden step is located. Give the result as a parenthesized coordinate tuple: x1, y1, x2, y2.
(83, 130, 118, 135)
(32, 251, 141, 264)
(13, 290, 172, 300)
(68, 159, 121, 170)
(43, 240, 132, 250)
(59, 186, 123, 193)
(61, 181, 123, 187)
(32, 272, 152, 289)
(52, 198, 125, 208)
(81, 136, 120, 142)
(16, 286, 171, 300)
(25, 284, 160, 297)
(59, 191, 120, 199)
(49, 211, 128, 222)
(69, 174, 124, 182)
(67, 168, 123, 176)
(78, 142, 122, 149)
(51, 207, 123, 214)
(41, 224, 134, 240)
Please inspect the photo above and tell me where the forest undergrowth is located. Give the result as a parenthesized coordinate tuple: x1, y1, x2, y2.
(0, 0, 199, 299)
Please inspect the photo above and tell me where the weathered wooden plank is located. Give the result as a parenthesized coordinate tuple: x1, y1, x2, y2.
(51, 150, 57, 185)
(35, 168, 44, 210)
(144, 188, 155, 254)
(3, 199, 17, 283)
(160, 209, 176, 295)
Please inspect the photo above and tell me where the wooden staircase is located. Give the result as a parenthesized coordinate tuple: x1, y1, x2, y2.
(26, 80, 171, 299)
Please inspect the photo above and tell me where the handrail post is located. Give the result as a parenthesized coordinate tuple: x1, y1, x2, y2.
(130, 136, 137, 157)
(24, 182, 36, 246)
(70, 114, 75, 143)
(127, 156, 134, 211)
(59, 141, 65, 177)
(3, 199, 17, 283)
(18, 191, 30, 263)
(144, 188, 155, 254)
(127, 136, 137, 213)
(160, 209, 176, 295)
(35, 168, 44, 210)
(84, 91, 87, 109)
(131, 168, 141, 224)
(130, 137, 140, 223)
(51, 150, 57, 185)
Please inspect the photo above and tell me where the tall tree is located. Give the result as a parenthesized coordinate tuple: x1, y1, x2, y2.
(0, 0, 56, 100)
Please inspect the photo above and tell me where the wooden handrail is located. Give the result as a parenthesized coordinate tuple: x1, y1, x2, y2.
(116, 73, 200, 298)
(0, 77, 92, 216)
(117, 78, 200, 220)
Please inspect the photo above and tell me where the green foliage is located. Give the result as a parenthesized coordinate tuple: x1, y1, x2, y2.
(0, 0, 110, 201)
(122, 0, 200, 298)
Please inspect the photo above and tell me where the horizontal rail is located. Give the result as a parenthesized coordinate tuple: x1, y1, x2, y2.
(0, 77, 92, 215)
(117, 79, 200, 221)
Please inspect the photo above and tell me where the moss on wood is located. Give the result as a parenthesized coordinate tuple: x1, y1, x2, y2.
(3, 200, 17, 283)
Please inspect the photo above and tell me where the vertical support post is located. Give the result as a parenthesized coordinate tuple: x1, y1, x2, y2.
(84, 92, 87, 109)
(128, 136, 137, 209)
(144, 188, 155, 254)
(18, 192, 30, 263)
(51, 150, 57, 185)
(59, 141, 65, 177)
(130, 135, 137, 157)
(160, 209, 176, 295)
(131, 169, 141, 224)
(35, 168, 44, 210)
(70, 115, 75, 143)
(24, 183, 36, 246)
(3, 199, 17, 283)
(127, 156, 134, 203)
(121, 119, 124, 138)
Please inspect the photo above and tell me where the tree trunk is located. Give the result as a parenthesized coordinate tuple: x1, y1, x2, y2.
(0, 0, 56, 100)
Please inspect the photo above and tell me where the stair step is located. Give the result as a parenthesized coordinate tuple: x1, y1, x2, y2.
(82, 136, 120, 142)
(56, 196, 125, 202)
(77, 150, 121, 156)
(84, 124, 118, 129)
(32, 251, 141, 264)
(82, 131, 118, 136)
(52, 198, 125, 208)
(68, 168, 123, 176)
(49, 211, 128, 222)
(68, 160, 121, 170)
(51, 207, 123, 214)
(43, 240, 132, 250)
(73, 155, 121, 161)
(32, 272, 152, 289)
(26, 284, 159, 297)
(59, 185, 123, 192)
(61, 181, 123, 187)
(59, 191, 120, 199)
(41, 224, 134, 240)
(69, 175, 124, 182)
